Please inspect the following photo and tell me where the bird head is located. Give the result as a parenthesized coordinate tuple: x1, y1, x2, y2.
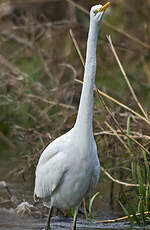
(90, 2, 110, 24)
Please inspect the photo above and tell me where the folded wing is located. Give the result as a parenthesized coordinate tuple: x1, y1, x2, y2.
(34, 141, 68, 199)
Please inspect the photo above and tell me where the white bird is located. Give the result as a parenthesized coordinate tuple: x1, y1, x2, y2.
(34, 2, 110, 230)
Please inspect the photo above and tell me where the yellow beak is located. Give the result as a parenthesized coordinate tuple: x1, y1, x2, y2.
(94, 2, 110, 14)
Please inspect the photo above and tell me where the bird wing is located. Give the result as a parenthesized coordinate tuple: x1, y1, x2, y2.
(34, 140, 68, 199)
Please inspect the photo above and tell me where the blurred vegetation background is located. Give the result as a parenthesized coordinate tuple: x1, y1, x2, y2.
(0, 0, 150, 215)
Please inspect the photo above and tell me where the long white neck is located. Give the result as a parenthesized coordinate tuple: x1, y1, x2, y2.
(74, 20, 99, 136)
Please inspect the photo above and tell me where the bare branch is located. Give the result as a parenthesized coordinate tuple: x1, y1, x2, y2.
(101, 166, 139, 187)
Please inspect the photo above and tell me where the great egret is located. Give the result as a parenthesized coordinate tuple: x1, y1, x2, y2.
(34, 2, 110, 230)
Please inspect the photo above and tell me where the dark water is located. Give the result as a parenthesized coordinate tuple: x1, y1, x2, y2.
(0, 209, 149, 230)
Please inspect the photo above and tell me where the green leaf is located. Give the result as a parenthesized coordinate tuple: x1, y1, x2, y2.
(71, 207, 75, 218)
(126, 116, 131, 149)
(119, 201, 134, 225)
(143, 151, 150, 182)
(141, 206, 146, 225)
(89, 192, 100, 221)
(121, 191, 140, 225)
(137, 164, 146, 198)
(131, 160, 137, 183)
(143, 151, 150, 211)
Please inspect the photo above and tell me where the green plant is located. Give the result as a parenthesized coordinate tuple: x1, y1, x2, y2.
(119, 151, 150, 225)
(119, 192, 140, 225)
(126, 116, 131, 149)
(89, 192, 100, 221)
(71, 207, 75, 218)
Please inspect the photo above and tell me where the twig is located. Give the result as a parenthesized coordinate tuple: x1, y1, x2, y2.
(65, 0, 89, 15)
(28, 94, 76, 110)
(107, 35, 149, 120)
(0, 54, 25, 76)
(94, 130, 150, 140)
(0, 27, 32, 49)
(75, 78, 150, 126)
(95, 90, 150, 155)
(69, 29, 85, 67)
(142, 60, 150, 85)
(96, 87, 150, 126)
(101, 167, 139, 187)
(59, 63, 77, 80)
(96, 211, 150, 223)
(0, 131, 16, 150)
(104, 22, 150, 50)
(97, 87, 150, 154)
(104, 121, 131, 154)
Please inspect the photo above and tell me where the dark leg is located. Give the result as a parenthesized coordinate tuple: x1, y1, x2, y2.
(72, 207, 78, 230)
(45, 205, 53, 230)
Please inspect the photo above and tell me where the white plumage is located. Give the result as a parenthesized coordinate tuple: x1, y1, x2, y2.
(34, 2, 110, 230)
(35, 128, 99, 210)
